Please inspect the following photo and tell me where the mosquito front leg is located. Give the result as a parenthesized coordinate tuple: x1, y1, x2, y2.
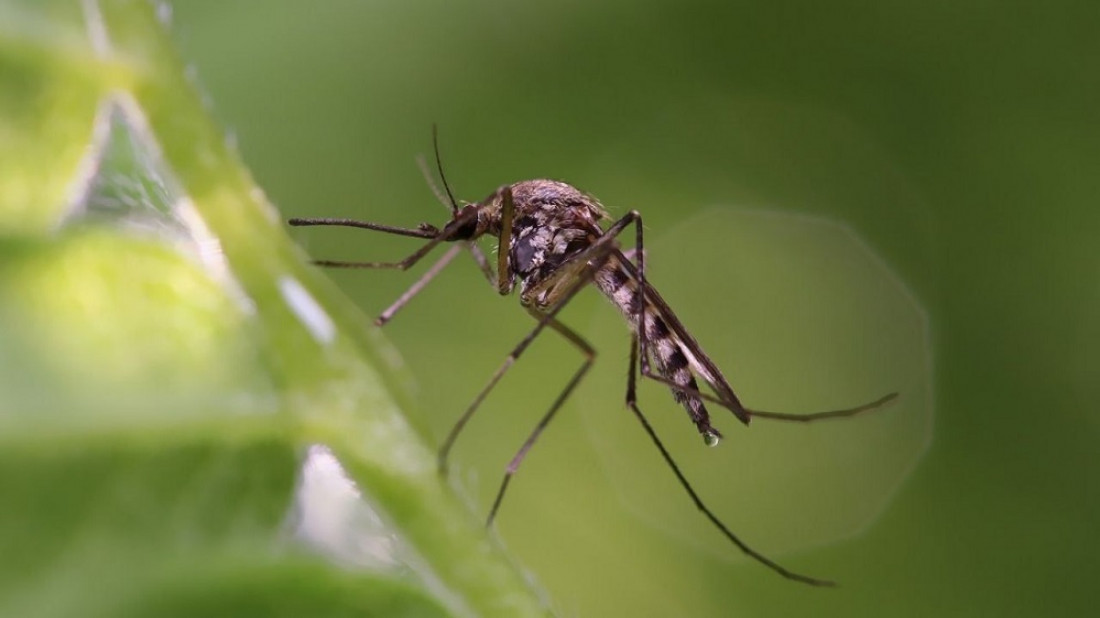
(374, 244, 464, 327)
(486, 312, 596, 527)
(466, 241, 496, 286)
(623, 337, 836, 587)
(374, 239, 503, 327)
(372, 147, 500, 327)
(293, 158, 495, 326)
(292, 206, 487, 326)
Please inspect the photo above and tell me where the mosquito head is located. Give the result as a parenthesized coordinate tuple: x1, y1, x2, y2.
(441, 203, 481, 240)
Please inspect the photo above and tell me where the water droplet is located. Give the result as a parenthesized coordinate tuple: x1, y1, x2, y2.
(703, 430, 721, 447)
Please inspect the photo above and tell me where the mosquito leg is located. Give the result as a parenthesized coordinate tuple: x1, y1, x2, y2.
(624, 337, 835, 586)
(486, 314, 595, 527)
(369, 239, 496, 326)
(465, 241, 496, 286)
(629, 212, 653, 377)
(373, 239, 502, 326)
(293, 207, 484, 323)
(494, 186, 516, 295)
(296, 223, 483, 325)
(620, 247, 646, 264)
(638, 367, 899, 422)
(745, 392, 899, 421)
(438, 249, 613, 475)
(374, 244, 464, 327)
(296, 147, 494, 325)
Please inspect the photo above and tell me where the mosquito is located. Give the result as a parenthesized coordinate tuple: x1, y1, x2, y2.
(288, 129, 898, 587)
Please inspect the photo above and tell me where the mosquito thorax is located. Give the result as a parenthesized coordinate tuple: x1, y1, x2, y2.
(493, 180, 611, 305)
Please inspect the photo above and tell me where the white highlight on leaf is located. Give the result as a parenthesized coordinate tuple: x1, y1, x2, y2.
(174, 197, 256, 315)
(294, 444, 398, 568)
(292, 446, 477, 617)
(58, 98, 115, 225)
(248, 185, 281, 224)
(80, 0, 112, 57)
(65, 93, 256, 314)
(279, 276, 335, 344)
(173, 198, 224, 270)
(156, 1, 173, 26)
(107, 92, 178, 191)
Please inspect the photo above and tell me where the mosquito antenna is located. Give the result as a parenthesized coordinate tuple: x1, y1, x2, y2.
(432, 124, 460, 215)
(418, 155, 451, 210)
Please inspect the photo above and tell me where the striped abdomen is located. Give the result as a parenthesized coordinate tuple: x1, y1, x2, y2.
(594, 254, 721, 443)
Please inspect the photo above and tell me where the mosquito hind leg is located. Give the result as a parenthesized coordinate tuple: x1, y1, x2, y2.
(637, 367, 898, 422)
(623, 337, 835, 586)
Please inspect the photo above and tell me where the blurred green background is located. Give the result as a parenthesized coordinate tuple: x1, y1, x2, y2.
(168, 1, 1097, 616)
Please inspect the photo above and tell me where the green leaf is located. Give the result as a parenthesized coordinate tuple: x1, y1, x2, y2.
(0, 1, 549, 616)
